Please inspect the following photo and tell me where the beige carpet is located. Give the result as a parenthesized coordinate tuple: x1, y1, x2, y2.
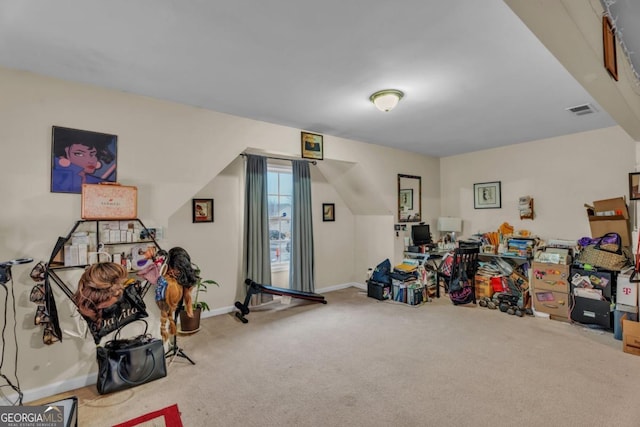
(32, 287, 640, 426)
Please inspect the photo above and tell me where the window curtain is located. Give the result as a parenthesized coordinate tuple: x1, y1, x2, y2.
(289, 160, 315, 292)
(243, 154, 272, 304)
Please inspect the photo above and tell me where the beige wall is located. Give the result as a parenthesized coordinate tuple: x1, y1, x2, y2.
(0, 66, 438, 401)
(440, 126, 636, 242)
(3, 62, 636, 402)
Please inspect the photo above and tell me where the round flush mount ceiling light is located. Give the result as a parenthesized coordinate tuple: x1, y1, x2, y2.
(369, 89, 404, 112)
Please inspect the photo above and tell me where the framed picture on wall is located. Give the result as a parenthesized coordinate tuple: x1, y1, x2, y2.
(629, 173, 640, 200)
(474, 181, 501, 209)
(322, 203, 335, 222)
(193, 198, 214, 223)
(51, 126, 118, 194)
(603, 15, 618, 81)
(301, 131, 323, 160)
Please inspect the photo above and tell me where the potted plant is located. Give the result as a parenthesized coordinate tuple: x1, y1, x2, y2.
(179, 265, 219, 333)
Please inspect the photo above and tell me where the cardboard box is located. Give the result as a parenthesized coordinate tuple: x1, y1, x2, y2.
(474, 275, 494, 300)
(64, 245, 79, 266)
(622, 315, 640, 356)
(615, 305, 638, 340)
(586, 197, 631, 246)
(532, 289, 569, 318)
(77, 244, 88, 265)
(531, 262, 570, 293)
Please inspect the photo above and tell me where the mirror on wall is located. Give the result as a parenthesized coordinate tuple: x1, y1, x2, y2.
(398, 174, 421, 222)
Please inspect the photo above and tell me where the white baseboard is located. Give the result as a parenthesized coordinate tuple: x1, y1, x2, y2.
(316, 282, 365, 293)
(21, 282, 363, 403)
(23, 373, 97, 404)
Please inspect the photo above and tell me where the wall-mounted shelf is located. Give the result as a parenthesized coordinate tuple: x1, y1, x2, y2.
(46, 219, 161, 301)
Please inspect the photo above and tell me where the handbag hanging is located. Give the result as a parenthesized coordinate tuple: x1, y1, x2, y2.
(96, 319, 166, 395)
(577, 232, 631, 271)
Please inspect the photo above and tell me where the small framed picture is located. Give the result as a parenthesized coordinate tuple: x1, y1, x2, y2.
(301, 131, 323, 160)
(629, 173, 640, 200)
(474, 181, 501, 209)
(322, 203, 335, 222)
(192, 198, 214, 223)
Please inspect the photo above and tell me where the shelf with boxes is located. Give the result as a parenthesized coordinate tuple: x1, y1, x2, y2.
(47, 219, 161, 300)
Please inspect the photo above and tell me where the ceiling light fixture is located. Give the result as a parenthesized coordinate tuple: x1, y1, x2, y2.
(369, 89, 404, 112)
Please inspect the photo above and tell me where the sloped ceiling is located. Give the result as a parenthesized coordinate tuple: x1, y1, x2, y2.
(505, 0, 640, 144)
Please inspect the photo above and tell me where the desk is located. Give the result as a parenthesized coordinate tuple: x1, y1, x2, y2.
(403, 250, 450, 298)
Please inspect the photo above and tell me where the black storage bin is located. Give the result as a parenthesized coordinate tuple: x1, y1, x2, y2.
(367, 280, 391, 300)
(570, 296, 613, 329)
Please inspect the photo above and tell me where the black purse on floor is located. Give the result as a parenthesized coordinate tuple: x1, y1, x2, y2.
(96, 319, 166, 395)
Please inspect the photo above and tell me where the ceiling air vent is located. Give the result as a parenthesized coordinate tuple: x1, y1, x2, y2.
(566, 103, 597, 116)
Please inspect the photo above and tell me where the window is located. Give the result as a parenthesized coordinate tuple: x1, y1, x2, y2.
(267, 164, 292, 269)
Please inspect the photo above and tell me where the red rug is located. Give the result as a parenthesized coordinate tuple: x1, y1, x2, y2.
(112, 404, 183, 427)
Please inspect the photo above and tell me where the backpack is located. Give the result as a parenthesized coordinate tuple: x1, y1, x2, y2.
(449, 270, 473, 305)
(371, 259, 392, 284)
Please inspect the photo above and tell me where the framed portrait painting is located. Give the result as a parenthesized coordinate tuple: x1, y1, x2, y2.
(193, 199, 214, 223)
(51, 126, 118, 194)
(301, 131, 323, 160)
(474, 181, 501, 209)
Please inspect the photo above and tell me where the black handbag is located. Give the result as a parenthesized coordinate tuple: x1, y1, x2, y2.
(96, 320, 166, 395)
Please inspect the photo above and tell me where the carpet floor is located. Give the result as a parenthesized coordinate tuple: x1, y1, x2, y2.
(29, 286, 640, 426)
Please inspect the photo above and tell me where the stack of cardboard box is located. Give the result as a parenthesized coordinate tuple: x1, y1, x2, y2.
(585, 197, 631, 247)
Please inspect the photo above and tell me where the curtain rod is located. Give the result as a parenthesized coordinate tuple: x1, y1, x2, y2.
(240, 153, 317, 165)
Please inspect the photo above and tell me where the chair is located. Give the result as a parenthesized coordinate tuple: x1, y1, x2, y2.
(438, 246, 480, 304)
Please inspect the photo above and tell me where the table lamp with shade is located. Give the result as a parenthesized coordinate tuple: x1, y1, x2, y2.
(437, 217, 462, 243)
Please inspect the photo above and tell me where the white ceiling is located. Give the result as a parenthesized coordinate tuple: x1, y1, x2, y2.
(0, 0, 637, 158)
